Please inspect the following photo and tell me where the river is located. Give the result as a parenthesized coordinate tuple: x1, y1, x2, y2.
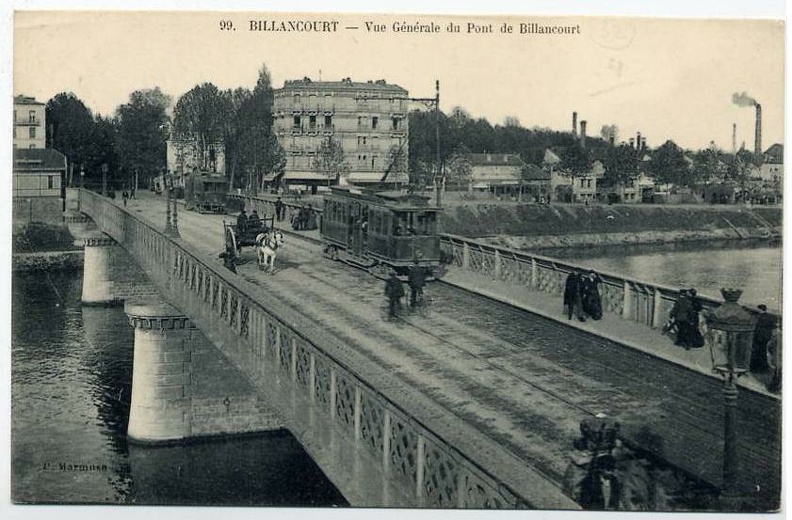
(11, 270, 347, 506)
(540, 240, 783, 310)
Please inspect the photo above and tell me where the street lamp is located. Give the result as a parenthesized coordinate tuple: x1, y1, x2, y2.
(79, 167, 85, 211)
(706, 288, 755, 509)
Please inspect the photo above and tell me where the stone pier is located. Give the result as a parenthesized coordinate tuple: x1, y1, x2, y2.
(81, 235, 119, 305)
(126, 300, 194, 443)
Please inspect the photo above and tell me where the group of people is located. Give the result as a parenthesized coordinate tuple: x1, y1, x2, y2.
(563, 269, 603, 322)
(666, 288, 705, 350)
(236, 208, 265, 237)
(384, 262, 427, 318)
(291, 204, 317, 231)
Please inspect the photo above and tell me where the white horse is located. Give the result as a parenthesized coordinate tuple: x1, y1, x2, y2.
(255, 231, 284, 273)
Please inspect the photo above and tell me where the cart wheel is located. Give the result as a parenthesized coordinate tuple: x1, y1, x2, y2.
(225, 226, 238, 261)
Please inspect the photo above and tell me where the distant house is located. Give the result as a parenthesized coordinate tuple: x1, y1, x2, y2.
(13, 147, 67, 227)
(13, 94, 46, 149)
(521, 163, 551, 201)
(760, 143, 783, 184)
(465, 153, 524, 197)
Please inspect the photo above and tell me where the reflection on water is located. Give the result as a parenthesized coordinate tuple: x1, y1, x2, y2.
(540, 241, 783, 309)
(11, 271, 347, 506)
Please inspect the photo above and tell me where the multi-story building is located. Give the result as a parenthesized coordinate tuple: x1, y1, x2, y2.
(273, 77, 409, 190)
(12, 95, 67, 227)
(13, 95, 46, 149)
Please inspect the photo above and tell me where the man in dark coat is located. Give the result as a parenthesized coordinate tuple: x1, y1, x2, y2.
(275, 197, 284, 221)
(751, 304, 776, 373)
(582, 270, 603, 320)
(670, 290, 693, 348)
(237, 208, 248, 237)
(564, 269, 585, 321)
(384, 271, 405, 318)
(408, 262, 427, 307)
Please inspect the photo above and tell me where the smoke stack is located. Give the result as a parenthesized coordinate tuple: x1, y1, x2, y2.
(636, 132, 642, 150)
(641, 137, 647, 150)
(629, 137, 635, 149)
(580, 120, 587, 148)
(572, 112, 578, 137)
(732, 123, 737, 154)
(755, 104, 762, 156)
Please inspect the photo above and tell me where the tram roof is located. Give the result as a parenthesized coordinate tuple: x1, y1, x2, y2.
(328, 186, 439, 210)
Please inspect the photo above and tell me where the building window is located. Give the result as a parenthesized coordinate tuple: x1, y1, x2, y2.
(48, 176, 54, 189)
(324, 115, 332, 128)
(309, 115, 316, 129)
(358, 116, 363, 127)
(29, 126, 36, 139)
(372, 116, 378, 129)
(392, 118, 399, 130)
(293, 116, 301, 129)
(29, 110, 36, 123)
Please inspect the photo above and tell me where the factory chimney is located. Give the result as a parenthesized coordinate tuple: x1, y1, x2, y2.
(754, 104, 762, 156)
(641, 137, 647, 151)
(572, 112, 578, 137)
(636, 132, 642, 151)
(579, 120, 587, 148)
(732, 123, 737, 154)
(629, 138, 635, 149)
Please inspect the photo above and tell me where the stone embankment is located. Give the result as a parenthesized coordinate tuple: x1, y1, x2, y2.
(439, 203, 781, 249)
(13, 251, 84, 272)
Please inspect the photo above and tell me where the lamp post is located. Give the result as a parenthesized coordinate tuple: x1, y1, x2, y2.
(79, 166, 85, 211)
(706, 288, 755, 509)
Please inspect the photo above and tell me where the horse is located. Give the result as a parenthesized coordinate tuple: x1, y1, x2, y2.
(255, 230, 284, 273)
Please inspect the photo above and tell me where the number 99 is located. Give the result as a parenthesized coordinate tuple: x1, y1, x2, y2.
(220, 20, 234, 30)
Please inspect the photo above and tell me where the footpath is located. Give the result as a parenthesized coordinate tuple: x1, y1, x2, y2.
(440, 268, 777, 398)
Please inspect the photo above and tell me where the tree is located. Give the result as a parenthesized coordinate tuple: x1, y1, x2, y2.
(691, 145, 727, 187)
(649, 140, 690, 186)
(560, 143, 592, 177)
(600, 124, 619, 144)
(86, 115, 119, 189)
(602, 144, 638, 187)
(313, 136, 350, 184)
(503, 115, 521, 127)
(115, 87, 170, 189)
(445, 147, 473, 190)
(172, 83, 233, 173)
(46, 92, 95, 180)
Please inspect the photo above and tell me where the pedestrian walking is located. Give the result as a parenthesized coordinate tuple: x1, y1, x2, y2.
(384, 270, 404, 318)
(275, 197, 284, 221)
(687, 288, 704, 349)
(122, 190, 128, 206)
(582, 270, 603, 320)
(408, 262, 427, 307)
(751, 304, 776, 373)
(564, 269, 585, 321)
(670, 289, 693, 348)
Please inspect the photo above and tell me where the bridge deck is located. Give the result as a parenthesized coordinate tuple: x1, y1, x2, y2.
(119, 193, 780, 507)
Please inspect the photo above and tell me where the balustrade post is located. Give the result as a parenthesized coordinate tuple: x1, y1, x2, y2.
(382, 410, 391, 471)
(462, 242, 470, 270)
(652, 287, 663, 329)
(531, 258, 537, 290)
(330, 369, 337, 421)
(309, 353, 316, 402)
(261, 315, 269, 361)
(354, 386, 362, 441)
(622, 280, 633, 320)
(493, 250, 501, 279)
(290, 337, 298, 381)
(416, 434, 426, 505)
(274, 327, 282, 367)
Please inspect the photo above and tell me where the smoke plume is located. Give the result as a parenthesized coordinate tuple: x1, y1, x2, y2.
(732, 91, 757, 107)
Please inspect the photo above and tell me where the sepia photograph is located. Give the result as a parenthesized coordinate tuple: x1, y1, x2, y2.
(6, 2, 785, 516)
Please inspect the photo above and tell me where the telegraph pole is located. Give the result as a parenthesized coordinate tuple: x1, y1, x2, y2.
(410, 80, 441, 207)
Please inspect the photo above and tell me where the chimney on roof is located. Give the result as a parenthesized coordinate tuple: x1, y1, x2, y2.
(636, 132, 642, 151)
(580, 120, 587, 148)
(572, 112, 578, 137)
(641, 137, 647, 150)
(629, 138, 635, 148)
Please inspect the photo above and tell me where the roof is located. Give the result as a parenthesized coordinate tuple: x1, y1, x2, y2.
(278, 78, 408, 95)
(14, 95, 45, 106)
(543, 149, 561, 165)
(764, 143, 783, 163)
(465, 153, 524, 167)
(13, 148, 67, 171)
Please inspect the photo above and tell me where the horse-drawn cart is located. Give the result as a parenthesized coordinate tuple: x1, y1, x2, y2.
(223, 215, 275, 256)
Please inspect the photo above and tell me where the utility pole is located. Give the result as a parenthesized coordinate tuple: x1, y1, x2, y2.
(409, 80, 441, 207)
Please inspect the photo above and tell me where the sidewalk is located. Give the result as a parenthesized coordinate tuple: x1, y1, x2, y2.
(441, 268, 778, 399)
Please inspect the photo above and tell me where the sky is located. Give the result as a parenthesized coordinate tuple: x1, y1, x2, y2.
(12, 10, 785, 153)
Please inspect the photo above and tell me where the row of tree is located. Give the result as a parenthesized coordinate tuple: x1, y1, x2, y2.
(45, 64, 286, 193)
(407, 107, 761, 190)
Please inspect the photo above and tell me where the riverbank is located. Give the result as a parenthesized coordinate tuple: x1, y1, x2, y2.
(13, 250, 84, 272)
(439, 203, 781, 249)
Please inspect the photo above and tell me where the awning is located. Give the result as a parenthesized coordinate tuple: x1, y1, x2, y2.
(472, 182, 490, 189)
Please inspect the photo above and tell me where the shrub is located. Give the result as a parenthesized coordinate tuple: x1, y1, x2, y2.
(13, 222, 76, 252)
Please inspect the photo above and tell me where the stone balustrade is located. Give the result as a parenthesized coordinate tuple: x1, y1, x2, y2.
(80, 188, 575, 509)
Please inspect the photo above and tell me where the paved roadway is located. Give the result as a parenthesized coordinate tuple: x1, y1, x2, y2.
(121, 193, 780, 508)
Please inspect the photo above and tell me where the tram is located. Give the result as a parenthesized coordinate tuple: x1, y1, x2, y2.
(185, 172, 228, 213)
(320, 186, 442, 278)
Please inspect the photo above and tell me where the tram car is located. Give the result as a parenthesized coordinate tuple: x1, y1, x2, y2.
(185, 172, 228, 213)
(320, 186, 442, 278)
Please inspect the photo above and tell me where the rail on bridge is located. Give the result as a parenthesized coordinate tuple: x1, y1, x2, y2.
(78, 188, 578, 510)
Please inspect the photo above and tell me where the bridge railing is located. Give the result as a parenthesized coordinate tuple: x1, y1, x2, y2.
(80, 189, 576, 510)
(439, 233, 776, 331)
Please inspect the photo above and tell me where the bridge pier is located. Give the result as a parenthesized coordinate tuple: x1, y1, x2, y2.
(81, 235, 120, 305)
(125, 300, 193, 443)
